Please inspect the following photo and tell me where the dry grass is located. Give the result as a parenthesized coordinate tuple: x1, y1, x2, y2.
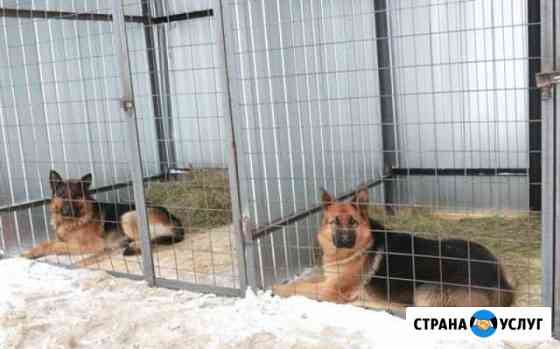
(145, 169, 233, 229)
(369, 207, 542, 305)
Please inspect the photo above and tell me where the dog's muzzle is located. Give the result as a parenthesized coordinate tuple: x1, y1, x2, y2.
(61, 202, 79, 217)
(332, 229, 356, 249)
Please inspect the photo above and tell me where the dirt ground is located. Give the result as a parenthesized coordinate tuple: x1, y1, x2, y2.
(39, 224, 239, 288)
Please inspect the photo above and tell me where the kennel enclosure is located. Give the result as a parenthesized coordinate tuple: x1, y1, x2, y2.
(0, 0, 559, 336)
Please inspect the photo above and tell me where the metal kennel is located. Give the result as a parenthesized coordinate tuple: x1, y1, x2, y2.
(0, 0, 559, 337)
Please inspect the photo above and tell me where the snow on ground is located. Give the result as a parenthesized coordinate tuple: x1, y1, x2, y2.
(0, 258, 558, 349)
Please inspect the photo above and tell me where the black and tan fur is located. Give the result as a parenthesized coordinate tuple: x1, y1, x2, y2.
(273, 188, 514, 310)
(22, 170, 184, 265)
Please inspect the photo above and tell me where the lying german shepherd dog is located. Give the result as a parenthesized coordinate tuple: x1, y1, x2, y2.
(22, 170, 184, 263)
(273, 188, 514, 309)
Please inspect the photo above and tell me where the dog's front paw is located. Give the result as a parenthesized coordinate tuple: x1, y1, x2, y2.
(21, 250, 39, 259)
(272, 283, 296, 298)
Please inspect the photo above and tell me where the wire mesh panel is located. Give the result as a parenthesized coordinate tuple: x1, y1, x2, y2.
(224, 0, 546, 310)
(225, 0, 386, 288)
(0, 0, 152, 277)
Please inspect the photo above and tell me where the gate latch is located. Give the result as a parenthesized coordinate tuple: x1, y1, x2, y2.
(536, 71, 560, 99)
(121, 99, 135, 113)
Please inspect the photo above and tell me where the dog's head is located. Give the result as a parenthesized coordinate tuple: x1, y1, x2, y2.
(318, 188, 373, 252)
(49, 170, 93, 219)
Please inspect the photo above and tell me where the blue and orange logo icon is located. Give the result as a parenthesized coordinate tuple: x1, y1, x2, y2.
(470, 309, 498, 338)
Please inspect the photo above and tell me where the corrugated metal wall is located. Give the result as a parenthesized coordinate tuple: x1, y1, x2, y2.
(163, 0, 229, 168)
(229, 0, 385, 226)
(389, 0, 529, 211)
(0, 0, 157, 208)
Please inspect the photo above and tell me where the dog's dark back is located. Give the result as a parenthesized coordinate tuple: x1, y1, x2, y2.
(366, 219, 513, 305)
(96, 202, 135, 235)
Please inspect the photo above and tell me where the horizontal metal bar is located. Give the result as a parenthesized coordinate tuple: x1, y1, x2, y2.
(0, 8, 213, 24)
(37, 259, 144, 279)
(155, 278, 242, 297)
(152, 9, 214, 24)
(30, 260, 240, 296)
(0, 174, 164, 214)
(251, 177, 388, 241)
(0, 7, 145, 23)
(391, 168, 528, 176)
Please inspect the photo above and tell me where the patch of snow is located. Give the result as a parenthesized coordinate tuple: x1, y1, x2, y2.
(0, 258, 558, 349)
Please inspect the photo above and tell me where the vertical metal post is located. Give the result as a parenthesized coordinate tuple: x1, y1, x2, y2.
(141, 0, 175, 175)
(529, 0, 543, 212)
(541, 0, 558, 338)
(551, 0, 560, 337)
(153, 1, 176, 171)
(374, 0, 398, 214)
(216, 0, 257, 292)
(111, 0, 155, 286)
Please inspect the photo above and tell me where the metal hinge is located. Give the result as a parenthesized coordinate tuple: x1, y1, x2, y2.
(241, 216, 256, 242)
(536, 71, 560, 99)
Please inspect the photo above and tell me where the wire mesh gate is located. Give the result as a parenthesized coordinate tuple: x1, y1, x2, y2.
(110, 0, 247, 295)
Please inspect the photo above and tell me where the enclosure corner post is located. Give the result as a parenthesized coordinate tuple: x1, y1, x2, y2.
(529, 0, 543, 213)
(374, 0, 398, 215)
(141, 0, 175, 176)
(111, 0, 155, 286)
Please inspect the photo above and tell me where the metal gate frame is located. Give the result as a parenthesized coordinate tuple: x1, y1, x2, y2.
(110, 0, 247, 297)
(541, 0, 560, 337)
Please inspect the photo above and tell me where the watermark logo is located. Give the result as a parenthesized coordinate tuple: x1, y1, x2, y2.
(469, 309, 497, 338)
(406, 307, 551, 340)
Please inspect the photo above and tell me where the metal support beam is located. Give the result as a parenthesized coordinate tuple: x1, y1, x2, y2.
(141, 1, 173, 175)
(0, 7, 212, 24)
(391, 168, 528, 177)
(251, 177, 387, 241)
(374, 0, 398, 215)
(153, 1, 177, 173)
(539, 0, 558, 338)
(111, 0, 155, 286)
(0, 174, 164, 214)
(529, 0, 543, 212)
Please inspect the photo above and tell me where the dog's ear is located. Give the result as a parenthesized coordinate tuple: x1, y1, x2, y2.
(80, 173, 92, 190)
(351, 188, 369, 219)
(49, 170, 63, 193)
(320, 188, 334, 209)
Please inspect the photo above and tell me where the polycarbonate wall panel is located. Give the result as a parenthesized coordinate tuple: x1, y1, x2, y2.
(0, 1, 158, 209)
(229, 0, 385, 227)
(389, 0, 529, 210)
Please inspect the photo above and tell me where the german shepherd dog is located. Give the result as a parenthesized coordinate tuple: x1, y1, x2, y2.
(272, 189, 514, 309)
(22, 170, 184, 263)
